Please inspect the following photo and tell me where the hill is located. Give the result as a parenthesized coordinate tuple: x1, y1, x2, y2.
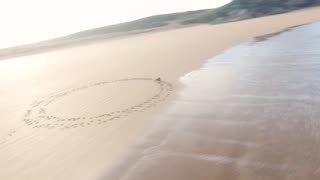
(1, 0, 320, 60)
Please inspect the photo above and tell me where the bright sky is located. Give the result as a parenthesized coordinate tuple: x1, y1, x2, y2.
(0, 0, 231, 48)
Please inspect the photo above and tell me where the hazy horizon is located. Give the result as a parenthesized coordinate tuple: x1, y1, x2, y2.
(0, 0, 231, 49)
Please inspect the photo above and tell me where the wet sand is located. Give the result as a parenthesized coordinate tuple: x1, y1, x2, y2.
(0, 7, 320, 180)
(105, 22, 320, 180)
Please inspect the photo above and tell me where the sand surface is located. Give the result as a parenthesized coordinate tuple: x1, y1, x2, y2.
(1, 7, 320, 180)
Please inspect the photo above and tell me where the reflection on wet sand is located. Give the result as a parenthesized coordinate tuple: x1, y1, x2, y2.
(104, 22, 320, 180)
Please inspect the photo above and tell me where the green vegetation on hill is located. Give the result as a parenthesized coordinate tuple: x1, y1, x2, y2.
(1, 0, 320, 59)
(67, 0, 320, 38)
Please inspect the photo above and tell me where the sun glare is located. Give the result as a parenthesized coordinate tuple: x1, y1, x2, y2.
(0, 0, 231, 48)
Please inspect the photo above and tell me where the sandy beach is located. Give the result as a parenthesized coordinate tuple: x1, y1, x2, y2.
(1, 7, 320, 180)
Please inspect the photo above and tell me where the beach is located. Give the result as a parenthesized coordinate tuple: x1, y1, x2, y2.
(1, 7, 320, 180)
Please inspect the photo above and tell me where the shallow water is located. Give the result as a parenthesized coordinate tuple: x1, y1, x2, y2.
(105, 22, 320, 180)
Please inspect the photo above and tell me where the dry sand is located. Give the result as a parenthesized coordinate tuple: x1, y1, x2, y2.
(1, 7, 320, 180)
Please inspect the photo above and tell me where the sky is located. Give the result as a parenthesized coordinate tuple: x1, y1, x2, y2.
(0, 0, 231, 48)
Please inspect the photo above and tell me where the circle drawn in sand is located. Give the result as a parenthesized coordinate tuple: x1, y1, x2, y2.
(23, 78, 172, 129)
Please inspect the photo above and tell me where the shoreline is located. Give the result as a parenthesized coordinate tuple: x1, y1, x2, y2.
(104, 22, 320, 180)
(1, 7, 320, 180)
